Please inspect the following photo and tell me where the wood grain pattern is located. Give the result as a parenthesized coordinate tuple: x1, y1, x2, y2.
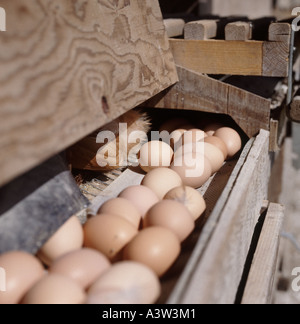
(0, 0, 178, 187)
(144, 66, 271, 138)
(178, 130, 271, 304)
(225, 22, 252, 41)
(184, 20, 218, 40)
(242, 203, 285, 304)
(170, 39, 263, 76)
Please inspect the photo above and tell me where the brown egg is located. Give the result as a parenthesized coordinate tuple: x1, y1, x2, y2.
(98, 198, 141, 229)
(87, 261, 161, 304)
(144, 201, 195, 242)
(204, 136, 228, 160)
(141, 168, 183, 200)
(170, 152, 212, 189)
(203, 123, 223, 136)
(123, 227, 181, 277)
(179, 129, 207, 146)
(83, 214, 137, 261)
(49, 248, 110, 290)
(203, 142, 225, 174)
(0, 251, 45, 304)
(170, 129, 186, 150)
(139, 141, 174, 173)
(164, 186, 206, 221)
(159, 118, 189, 133)
(37, 216, 84, 266)
(118, 185, 159, 218)
(22, 274, 86, 304)
(214, 127, 242, 159)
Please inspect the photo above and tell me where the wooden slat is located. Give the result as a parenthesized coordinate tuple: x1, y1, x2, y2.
(184, 20, 218, 40)
(164, 19, 185, 38)
(177, 130, 271, 304)
(225, 22, 253, 41)
(170, 38, 290, 77)
(0, 0, 178, 187)
(289, 88, 300, 122)
(144, 66, 271, 138)
(170, 39, 263, 76)
(242, 203, 285, 304)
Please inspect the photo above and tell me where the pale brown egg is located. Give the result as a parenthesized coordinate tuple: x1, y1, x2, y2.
(141, 168, 183, 200)
(204, 136, 228, 160)
(83, 214, 137, 261)
(37, 216, 84, 267)
(139, 141, 174, 173)
(179, 129, 207, 146)
(98, 198, 141, 229)
(0, 251, 45, 304)
(118, 185, 159, 218)
(49, 248, 111, 290)
(214, 127, 242, 159)
(87, 261, 161, 304)
(203, 142, 225, 174)
(170, 152, 212, 189)
(164, 186, 206, 221)
(159, 118, 189, 133)
(123, 227, 181, 277)
(22, 274, 86, 304)
(144, 200, 195, 242)
(203, 123, 223, 136)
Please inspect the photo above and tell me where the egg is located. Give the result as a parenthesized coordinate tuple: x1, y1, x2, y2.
(37, 216, 84, 266)
(49, 248, 110, 290)
(164, 186, 206, 221)
(214, 127, 242, 159)
(123, 227, 181, 277)
(83, 214, 137, 261)
(98, 198, 141, 229)
(170, 152, 212, 189)
(141, 168, 183, 200)
(0, 251, 45, 304)
(203, 123, 223, 136)
(118, 185, 159, 218)
(204, 142, 225, 174)
(204, 136, 228, 160)
(87, 261, 161, 304)
(22, 274, 86, 304)
(139, 141, 174, 173)
(179, 129, 207, 146)
(159, 118, 189, 133)
(144, 201, 195, 242)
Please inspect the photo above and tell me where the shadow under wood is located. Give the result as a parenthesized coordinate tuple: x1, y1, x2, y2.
(157, 158, 239, 304)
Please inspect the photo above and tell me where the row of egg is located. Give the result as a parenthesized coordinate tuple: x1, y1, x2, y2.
(139, 118, 242, 188)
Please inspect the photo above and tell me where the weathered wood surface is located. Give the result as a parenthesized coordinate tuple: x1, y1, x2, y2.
(174, 130, 271, 304)
(144, 66, 271, 138)
(164, 19, 185, 38)
(289, 88, 300, 122)
(242, 203, 285, 304)
(0, 0, 178, 187)
(169, 38, 290, 77)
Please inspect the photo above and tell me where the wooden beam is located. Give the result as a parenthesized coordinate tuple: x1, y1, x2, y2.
(144, 66, 271, 138)
(164, 19, 185, 38)
(289, 88, 300, 122)
(225, 22, 253, 41)
(184, 20, 218, 40)
(169, 38, 290, 77)
(269, 23, 291, 44)
(0, 0, 178, 187)
(242, 203, 285, 304)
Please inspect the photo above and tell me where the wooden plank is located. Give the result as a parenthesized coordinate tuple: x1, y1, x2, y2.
(164, 19, 185, 38)
(170, 39, 263, 76)
(177, 130, 271, 304)
(184, 20, 218, 40)
(144, 66, 271, 138)
(242, 203, 285, 304)
(0, 0, 178, 187)
(289, 88, 300, 122)
(168, 137, 255, 304)
(269, 23, 291, 44)
(225, 22, 252, 41)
